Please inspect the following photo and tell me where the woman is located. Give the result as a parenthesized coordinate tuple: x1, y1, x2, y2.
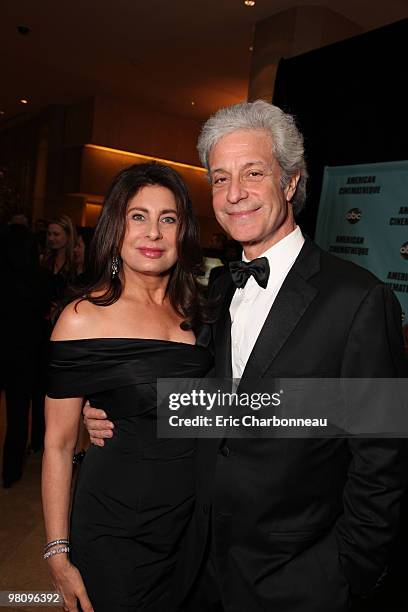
(42, 214, 77, 301)
(42, 163, 213, 611)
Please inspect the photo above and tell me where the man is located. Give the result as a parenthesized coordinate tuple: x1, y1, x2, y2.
(84, 100, 407, 611)
(1, 219, 51, 486)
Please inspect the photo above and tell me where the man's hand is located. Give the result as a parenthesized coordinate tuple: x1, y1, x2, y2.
(83, 401, 114, 447)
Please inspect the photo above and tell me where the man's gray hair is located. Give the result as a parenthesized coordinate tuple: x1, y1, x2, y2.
(197, 100, 308, 215)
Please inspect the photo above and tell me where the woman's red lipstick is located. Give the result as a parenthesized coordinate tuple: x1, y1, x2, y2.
(137, 247, 164, 259)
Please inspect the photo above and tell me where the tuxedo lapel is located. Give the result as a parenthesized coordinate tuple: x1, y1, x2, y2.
(242, 238, 320, 380)
(211, 272, 235, 378)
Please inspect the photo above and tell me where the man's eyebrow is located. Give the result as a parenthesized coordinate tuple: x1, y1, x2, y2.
(210, 161, 267, 173)
(241, 161, 267, 169)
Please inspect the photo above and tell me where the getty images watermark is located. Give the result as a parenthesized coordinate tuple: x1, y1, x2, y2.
(157, 378, 408, 438)
(166, 388, 327, 429)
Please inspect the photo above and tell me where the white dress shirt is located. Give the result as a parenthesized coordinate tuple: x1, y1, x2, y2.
(230, 226, 305, 378)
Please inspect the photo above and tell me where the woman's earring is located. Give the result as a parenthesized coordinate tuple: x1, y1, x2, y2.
(111, 255, 119, 278)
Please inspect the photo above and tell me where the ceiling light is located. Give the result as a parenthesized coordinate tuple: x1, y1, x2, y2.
(20, 98, 29, 104)
(191, 101, 195, 106)
(249, 45, 254, 51)
(0, 110, 5, 115)
(244, 0, 256, 6)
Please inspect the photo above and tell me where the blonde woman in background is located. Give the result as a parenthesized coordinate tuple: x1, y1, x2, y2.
(42, 214, 77, 308)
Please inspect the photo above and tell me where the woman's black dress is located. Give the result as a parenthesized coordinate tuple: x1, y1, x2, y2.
(48, 338, 212, 611)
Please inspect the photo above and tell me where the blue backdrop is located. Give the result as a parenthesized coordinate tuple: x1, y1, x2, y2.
(315, 161, 408, 321)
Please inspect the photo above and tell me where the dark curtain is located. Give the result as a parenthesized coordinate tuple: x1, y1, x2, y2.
(272, 18, 408, 239)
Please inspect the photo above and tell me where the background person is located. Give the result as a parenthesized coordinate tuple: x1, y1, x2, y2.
(42, 213, 77, 309)
(200, 232, 228, 287)
(74, 226, 95, 284)
(33, 218, 48, 258)
(208, 239, 242, 287)
(0, 218, 50, 487)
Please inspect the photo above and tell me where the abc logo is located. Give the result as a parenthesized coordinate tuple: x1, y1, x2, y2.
(346, 208, 362, 224)
(401, 242, 408, 260)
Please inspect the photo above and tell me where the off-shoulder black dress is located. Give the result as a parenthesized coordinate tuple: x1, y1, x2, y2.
(48, 338, 213, 611)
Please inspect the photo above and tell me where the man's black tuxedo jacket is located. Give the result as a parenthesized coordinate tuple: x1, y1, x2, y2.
(176, 237, 408, 612)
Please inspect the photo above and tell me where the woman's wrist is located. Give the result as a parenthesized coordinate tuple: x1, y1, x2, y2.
(47, 552, 71, 571)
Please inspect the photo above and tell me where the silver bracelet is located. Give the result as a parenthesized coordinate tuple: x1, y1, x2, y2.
(44, 539, 69, 553)
(43, 546, 70, 560)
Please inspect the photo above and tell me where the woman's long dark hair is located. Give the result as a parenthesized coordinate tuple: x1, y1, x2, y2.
(74, 162, 209, 330)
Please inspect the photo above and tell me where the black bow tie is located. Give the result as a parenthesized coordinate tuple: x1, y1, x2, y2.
(229, 257, 270, 289)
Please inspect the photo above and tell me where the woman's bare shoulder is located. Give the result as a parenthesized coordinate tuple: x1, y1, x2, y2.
(51, 299, 105, 340)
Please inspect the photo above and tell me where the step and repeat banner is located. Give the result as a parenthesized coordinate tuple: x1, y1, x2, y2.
(315, 161, 408, 320)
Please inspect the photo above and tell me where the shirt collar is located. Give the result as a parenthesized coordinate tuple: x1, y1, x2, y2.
(242, 226, 304, 285)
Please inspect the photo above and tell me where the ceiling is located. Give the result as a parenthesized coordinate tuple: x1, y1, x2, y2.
(1, 0, 408, 126)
